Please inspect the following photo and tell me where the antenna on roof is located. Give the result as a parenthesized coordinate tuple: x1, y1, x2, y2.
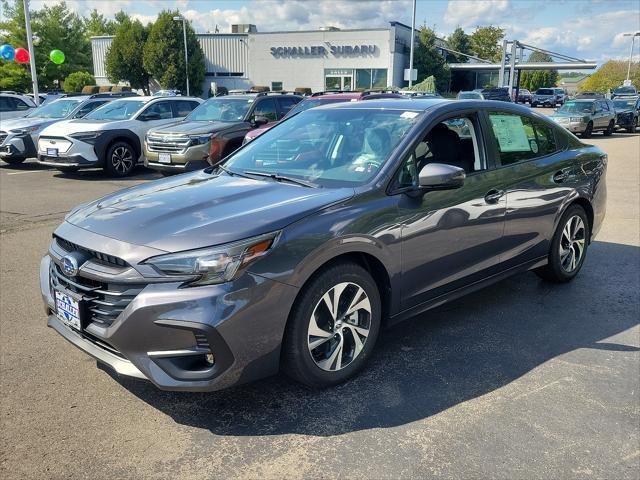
(215, 24, 219, 33)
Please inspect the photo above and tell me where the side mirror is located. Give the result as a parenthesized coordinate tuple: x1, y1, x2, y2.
(418, 163, 465, 190)
(139, 112, 161, 121)
(251, 115, 269, 127)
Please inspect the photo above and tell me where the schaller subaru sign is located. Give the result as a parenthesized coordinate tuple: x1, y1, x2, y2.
(270, 44, 377, 57)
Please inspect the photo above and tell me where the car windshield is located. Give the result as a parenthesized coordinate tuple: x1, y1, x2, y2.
(186, 98, 252, 122)
(536, 89, 554, 95)
(85, 100, 147, 120)
(613, 99, 637, 109)
(557, 102, 593, 114)
(614, 86, 636, 94)
(285, 98, 351, 118)
(224, 108, 421, 187)
(26, 98, 82, 118)
(458, 92, 482, 99)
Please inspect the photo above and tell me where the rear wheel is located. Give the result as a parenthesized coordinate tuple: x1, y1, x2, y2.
(535, 204, 589, 283)
(582, 122, 593, 138)
(104, 141, 136, 177)
(603, 120, 615, 136)
(628, 117, 638, 133)
(282, 262, 381, 388)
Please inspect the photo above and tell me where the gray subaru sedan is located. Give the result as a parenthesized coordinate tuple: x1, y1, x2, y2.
(40, 99, 607, 391)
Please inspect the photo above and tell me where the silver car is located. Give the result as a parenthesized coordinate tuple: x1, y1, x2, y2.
(549, 99, 616, 137)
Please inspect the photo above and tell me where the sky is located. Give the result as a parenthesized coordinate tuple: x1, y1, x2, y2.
(15, 0, 640, 63)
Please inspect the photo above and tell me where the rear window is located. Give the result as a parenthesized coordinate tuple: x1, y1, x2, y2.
(536, 89, 554, 95)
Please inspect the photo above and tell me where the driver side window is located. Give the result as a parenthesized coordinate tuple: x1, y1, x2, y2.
(393, 115, 483, 189)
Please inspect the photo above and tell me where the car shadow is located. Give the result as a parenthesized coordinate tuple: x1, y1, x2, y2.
(51, 166, 162, 181)
(103, 240, 639, 437)
(0, 159, 50, 170)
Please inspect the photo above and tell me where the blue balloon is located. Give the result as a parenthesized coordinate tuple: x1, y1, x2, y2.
(0, 44, 16, 61)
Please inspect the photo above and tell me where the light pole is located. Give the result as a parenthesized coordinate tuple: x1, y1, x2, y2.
(173, 15, 190, 96)
(23, 0, 39, 105)
(622, 32, 640, 82)
(408, 0, 416, 87)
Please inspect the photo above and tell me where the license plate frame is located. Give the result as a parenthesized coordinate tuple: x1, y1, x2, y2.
(54, 289, 84, 331)
(46, 147, 59, 157)
(158, 153, 171, 164)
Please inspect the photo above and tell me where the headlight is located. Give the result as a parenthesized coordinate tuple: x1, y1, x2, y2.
(10, 126, 39, 134)
(70, 131, 104, 144)
(570, 117, 584, 123)
(142, 231, 280, 286)
(189, 134, 212, 146)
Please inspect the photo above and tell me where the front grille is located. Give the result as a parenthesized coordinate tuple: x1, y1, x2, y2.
(50, 263, 145, 328)
(146, 134, 191, 153)
(0, 131, 7, 145)
(55, 235, 128, 267)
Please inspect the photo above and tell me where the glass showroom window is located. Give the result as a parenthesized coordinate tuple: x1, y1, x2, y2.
(355, 69, 388, 89)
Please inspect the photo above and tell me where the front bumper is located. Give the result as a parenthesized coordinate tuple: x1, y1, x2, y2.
(532, 97, 556, 105)
(40, 222, 299, 391)
(0, 132, 37, 160)
(144, 142, 211, 172)
(615, 114, 635, 128)
(37, 136, 100, 168)
(553, 119, 587, 133)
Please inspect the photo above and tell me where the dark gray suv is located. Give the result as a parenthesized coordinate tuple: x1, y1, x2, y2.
(40, 99, 607, 392)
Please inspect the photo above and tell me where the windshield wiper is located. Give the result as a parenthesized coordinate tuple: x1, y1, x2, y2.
(243, 170, 318, 188)
(205, 163, 254, 179)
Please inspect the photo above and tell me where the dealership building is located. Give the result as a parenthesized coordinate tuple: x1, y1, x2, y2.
(91, 22, 437, 95)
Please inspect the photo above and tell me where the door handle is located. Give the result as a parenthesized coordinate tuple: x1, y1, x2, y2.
(484, 189, 505, 204)
(553, 171, 569, 183)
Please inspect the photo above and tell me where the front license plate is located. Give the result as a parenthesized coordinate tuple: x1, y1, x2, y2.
(55, 290, 82, 330)
(158, 153, 171, 164)
(46, 148, 59, 157)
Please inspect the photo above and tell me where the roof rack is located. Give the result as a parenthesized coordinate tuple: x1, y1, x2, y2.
(310, 90, 351, 97)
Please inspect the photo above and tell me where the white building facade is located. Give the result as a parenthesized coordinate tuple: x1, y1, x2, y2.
(90, 22, 417, 96)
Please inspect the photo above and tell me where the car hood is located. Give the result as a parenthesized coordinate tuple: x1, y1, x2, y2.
(40, 118, 126, 136)
(0, 116, 61, 131)
(549, 112, 576, 118)
(151, 120, 242, 136)
(65, 170, 354, 252)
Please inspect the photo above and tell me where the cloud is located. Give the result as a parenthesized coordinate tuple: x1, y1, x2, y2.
(182, 0, 411, 33)
(444, 0, 512, 28)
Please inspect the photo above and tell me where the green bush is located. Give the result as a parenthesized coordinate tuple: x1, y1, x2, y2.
(64, 71, 96, 93)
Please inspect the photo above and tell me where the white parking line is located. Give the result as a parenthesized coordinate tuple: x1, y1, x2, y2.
(4, 169, 50, 175)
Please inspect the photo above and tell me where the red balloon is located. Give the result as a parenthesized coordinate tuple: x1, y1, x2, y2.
(14, 47, 29, 63)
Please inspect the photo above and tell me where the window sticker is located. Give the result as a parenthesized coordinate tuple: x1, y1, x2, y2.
(400, 111, 419, 119)
(489, 114, 531, 152)
(529, 139, 539, 154)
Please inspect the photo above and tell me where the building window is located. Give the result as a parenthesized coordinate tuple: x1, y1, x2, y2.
(354, 69, 388, 89)
(271, 81, 283, 91)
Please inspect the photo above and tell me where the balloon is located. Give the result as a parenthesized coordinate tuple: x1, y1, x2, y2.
(0, 44, 15, 61)
(49, 49, 65, 64)
(14, 47, 29, 63)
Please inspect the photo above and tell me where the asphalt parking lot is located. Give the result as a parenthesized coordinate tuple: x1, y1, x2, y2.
(1, 115, 639, 479)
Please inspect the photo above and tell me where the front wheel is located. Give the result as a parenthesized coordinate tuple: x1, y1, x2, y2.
(535, 204, 590, 283)
(282, 262, 381, 388)
(104, 141, 136, 177)
(603, 120, 615, 136)
(582, 122, 593, 138)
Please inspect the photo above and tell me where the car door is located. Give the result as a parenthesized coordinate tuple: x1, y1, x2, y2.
(132, 100, 177, 148)
(251, 98, 279, 123)
(484, 110, 578, 269)
(394, 111, 507, 309)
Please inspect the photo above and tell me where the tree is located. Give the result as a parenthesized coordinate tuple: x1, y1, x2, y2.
(414, 26, 449, 92)
(446, 27, 471, 63)
(0, 62, 31, 91)
(0, 0, 30, 91)
(105, 17, 151, 94)
(469, 26, 504, 62)
(519, 51, 559, 92)
(143, 10, 205, 95)
(84, 9, 116, 37)
(579, 60, 640, 93)
(63, 71, 95, 92)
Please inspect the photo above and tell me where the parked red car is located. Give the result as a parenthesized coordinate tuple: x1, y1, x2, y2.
(242, 91, 405, 143)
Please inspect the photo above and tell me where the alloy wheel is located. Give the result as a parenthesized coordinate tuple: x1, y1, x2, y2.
(559, 215, 586, 273)
(307, 282, 371, 372)
(111, 146, 133, 174)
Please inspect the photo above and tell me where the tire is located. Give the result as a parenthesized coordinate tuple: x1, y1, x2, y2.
(104, 141, 136, 177)
(1, 157, 25, 165)
(531, 102, 537, 108)
(582, 122, 593, 138)
(603, 120, 614, 136)
(534, 204, 590, 283)
(56, 166, 79, 173)
(282, 262, 382, 388)
(629, 117, 638, 133)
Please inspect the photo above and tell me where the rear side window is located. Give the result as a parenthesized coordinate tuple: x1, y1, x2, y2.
(277, 97, 300, 117)
(253, 98, 278, 122)
(144, 101, 173, 119)
(488, 113, 558, 166)
(174, 100, 199, 117)
(0, 97, 13, 111)
(74, 101, 107, 118)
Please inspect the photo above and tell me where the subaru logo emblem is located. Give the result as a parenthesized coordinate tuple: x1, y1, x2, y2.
(62, 255, 79, 277)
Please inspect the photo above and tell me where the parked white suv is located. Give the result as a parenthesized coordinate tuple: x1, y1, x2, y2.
(37, 96, 203, 176)
(0, 92, 36, 120)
